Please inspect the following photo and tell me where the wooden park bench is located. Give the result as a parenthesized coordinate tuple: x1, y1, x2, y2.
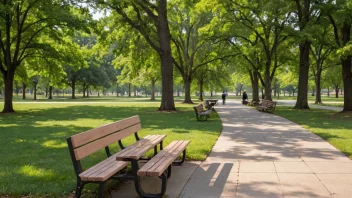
(256, 99, 277, 113)
(67, 115, 189, 198)
(193, 104, 212, 121)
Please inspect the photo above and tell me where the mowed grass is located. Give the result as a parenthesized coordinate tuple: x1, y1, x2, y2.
(0, 101, 222, 197)
(274, 106, 352, 159)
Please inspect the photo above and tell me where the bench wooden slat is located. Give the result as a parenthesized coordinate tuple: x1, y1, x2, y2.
(117, 135, 158, 158)
(148, 141, 189, 176)
(136, 141, 181, 175)
(71, 116, 140, 148)
(116, 135, 166, 160)
(115, 135, 152, 157)
(80, 161, 128, 181)
(137, 140, 189, 177)
(74, 124, 142, 160)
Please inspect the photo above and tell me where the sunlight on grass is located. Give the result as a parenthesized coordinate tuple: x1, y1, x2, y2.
(0, 100, 222, 196)
(18, 165, 55, 178)
(42, 140, 67, 148)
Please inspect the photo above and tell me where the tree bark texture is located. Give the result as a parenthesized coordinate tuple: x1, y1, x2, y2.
(183, 76, 193, 103)
(151, 79, 156, 101)
(264, 60, 273, 101)
(157, 0, 176, 111)
(199, 79, 204, 101)
(341, 23, 352, 111)
(2, 70, 15, 113)
(294, 41, 310, 109)
(315, 70, 322, 104)
(22, 83, 26, 100)
(48, 86, 53, 99)
(250, 70, 260, 102)
(71, 80, 76, 99)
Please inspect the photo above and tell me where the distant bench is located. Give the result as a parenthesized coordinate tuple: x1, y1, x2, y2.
(256, 99, 277, 113)
(193, 104, 212, 121)
(67, 115, 189, 198)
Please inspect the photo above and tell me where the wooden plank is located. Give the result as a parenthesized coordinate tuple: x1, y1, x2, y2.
(116, 135, 166, 160)
(137, 141, 189, 177)
(71, 115, 140, 148)
(74, 124, 142, 160)
(117, 135, 159, 159)
(129, 135, 166, 159)
(115, 135, 152, 158)
(137, 141, 180, 176)
(148, 141, 189, 176)
(141, 141, 183, 176)
(81, 161, 128, 182)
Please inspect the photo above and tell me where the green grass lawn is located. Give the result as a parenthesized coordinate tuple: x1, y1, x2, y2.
(0, 101, 222, 197)
(274, 106, 352, 159)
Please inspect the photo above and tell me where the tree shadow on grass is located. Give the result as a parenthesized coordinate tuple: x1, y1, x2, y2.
(0, 104, 222, 197)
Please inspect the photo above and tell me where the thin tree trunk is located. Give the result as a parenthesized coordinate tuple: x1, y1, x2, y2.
(327, 87, 330, 97)
(128, 83, 131, 97)
(83, 83, 86, 98)
(34, 82, 37, 100)
(22, 83, 26, 100)
(151, 79, 156, 101)
(87, 86, 89, 97)
(335, 86, 339, 98)
(199, 79, 204, 101)
(71, 80, 76, 99)
(48, 86, 53, 99)
(315, 70, 322, 104)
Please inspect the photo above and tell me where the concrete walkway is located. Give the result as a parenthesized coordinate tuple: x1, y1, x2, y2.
(112, 100, 351, 198)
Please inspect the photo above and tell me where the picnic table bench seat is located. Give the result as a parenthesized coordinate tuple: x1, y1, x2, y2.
(193, 104, 212, 121)
(256, 99, 277, 113)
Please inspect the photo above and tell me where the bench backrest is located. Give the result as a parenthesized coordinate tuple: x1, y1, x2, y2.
(68, 115, 141, 160)
(194, 104, 204, 113)
(262, 99, 276, 107)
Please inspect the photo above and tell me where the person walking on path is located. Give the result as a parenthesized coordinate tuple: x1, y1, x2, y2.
(221, 91, 227, 105)
(242, 91, 248, 105)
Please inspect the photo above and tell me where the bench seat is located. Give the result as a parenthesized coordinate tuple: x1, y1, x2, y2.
(116, 134, 166, 160)
(256, 99, 277, 113)
(80, 154, 128, 182)
(137, 140, 190, 177)
(193, 104, 212, 121)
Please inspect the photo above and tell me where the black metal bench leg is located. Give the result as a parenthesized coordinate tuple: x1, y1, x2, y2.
(131, 159, 168, 198)
(172, 149, 186, 166)
(74, 180, 85, 198)
(98, 182, 105, 198)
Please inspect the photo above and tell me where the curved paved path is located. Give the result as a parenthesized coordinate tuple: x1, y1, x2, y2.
(179, 100, 351, 198)
(113, 100, 351, 198)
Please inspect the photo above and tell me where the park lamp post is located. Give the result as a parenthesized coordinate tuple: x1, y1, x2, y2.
(32, 75, 39, 100)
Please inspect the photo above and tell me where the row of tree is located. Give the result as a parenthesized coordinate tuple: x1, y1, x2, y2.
(1, 0, 351, 113)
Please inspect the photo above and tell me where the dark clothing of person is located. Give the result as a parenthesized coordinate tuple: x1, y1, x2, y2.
(222, 93, 226, 100)
(242, 93, 248, 101)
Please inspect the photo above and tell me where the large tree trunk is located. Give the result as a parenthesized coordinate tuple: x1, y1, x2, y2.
(2, 70, 15, 113)
(250, 70, 260, 103)
(48, 86, 53, 99)
(157, 0, 176, 111)
(183, 76, 193, 103)
(315, 70, 322, 104)
(22, 83, 26, 100)
(151, 79, 156, 101)
(341, 23, 352, 111)
(294, 41, 310, 109)
(264, 61, 273, 101)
